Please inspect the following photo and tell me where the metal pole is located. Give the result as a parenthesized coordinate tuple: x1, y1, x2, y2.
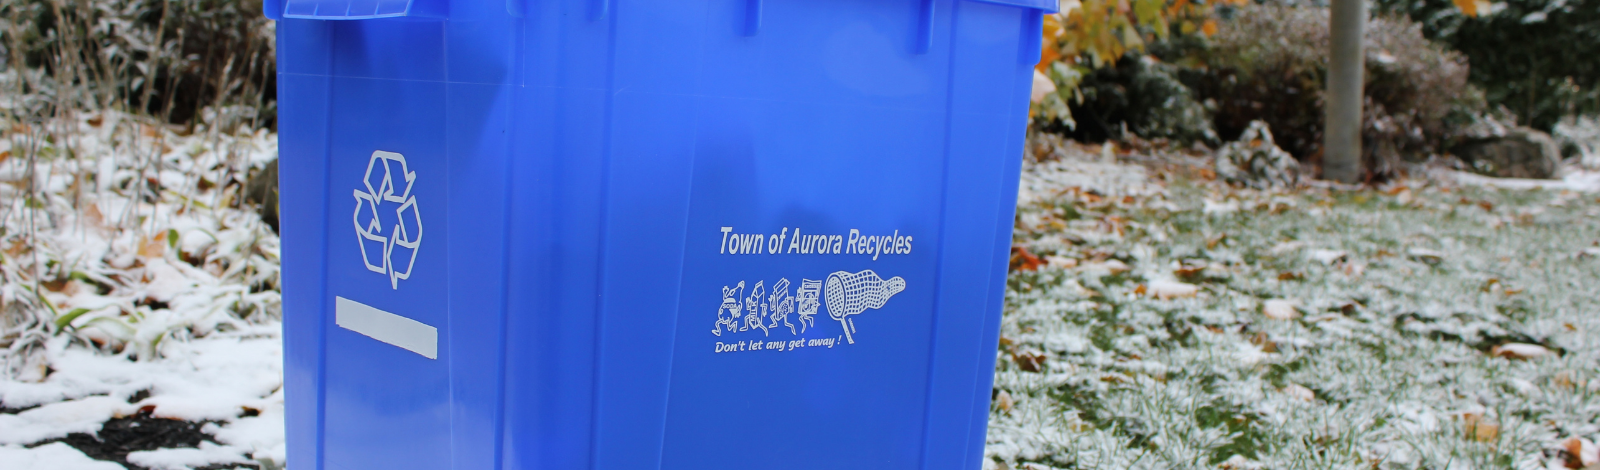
(1324, 0, 1365, 183)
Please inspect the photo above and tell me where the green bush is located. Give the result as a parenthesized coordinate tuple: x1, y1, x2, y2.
(1053, 55, 1219, 145)
(1375, 0, 1600, 131)
(1192, 3, 1482, 178)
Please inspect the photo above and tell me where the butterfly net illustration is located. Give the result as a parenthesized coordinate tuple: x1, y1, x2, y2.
(823, 270, 905, 344)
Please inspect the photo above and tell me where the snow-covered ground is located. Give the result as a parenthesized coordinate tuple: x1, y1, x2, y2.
(988, 140, 1600, 470)
(0, 111, 283, 470)
(6, 112, 1600, 470)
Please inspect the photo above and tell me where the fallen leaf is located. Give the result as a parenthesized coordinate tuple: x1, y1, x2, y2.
(1045, 255, 1078, 269)
(1469, 421, 1499, 442)
(1251, 331, 1278, 353)
(1563, 437, 1598, 468)
(82, 203, 106, 230)
(1277, 271, 1302, 281)
(1013, 352, 1047, 372)
(87, 114, 104, 127)
(1480, 278, 1501, 292)
(137, 232, 168, 259)
(1147, 279, 1198, 299)
(5, 238, 27, 257)
(1491, 343, 1552, 360)
(1174, 264, 1205, 278)
(1098, 373, 1128, 384)
(1268, 241, 1306, 255)
(994, 389, 1014, 412)
(1554, 370, 1577, 390)
(1263, 299, 1300, 320)
(1307, 249, 1348, 265)
(1281, 383, 1314, 401)
(1205, 233, 1227, 249)
(1010, 246, 1044, 272)
(1407, 248, 1445, 265)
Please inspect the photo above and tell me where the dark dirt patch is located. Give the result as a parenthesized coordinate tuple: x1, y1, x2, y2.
(26, 409, 258, 470)
(0, 402, 42, 414)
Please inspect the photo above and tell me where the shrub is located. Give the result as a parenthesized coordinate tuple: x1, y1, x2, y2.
(0, 0, 275, 128)
(1375, 0, 1600, 132)
(1194, 3, 1482, 179)
(1055, 55, 1219, 145)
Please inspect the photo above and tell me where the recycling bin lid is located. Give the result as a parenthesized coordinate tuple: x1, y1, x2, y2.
(269, 0, 1057, 20)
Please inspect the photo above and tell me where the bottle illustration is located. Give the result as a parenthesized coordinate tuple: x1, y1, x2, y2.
(795, 279, 821, 333)
(767, 278, 796, 335)
(743, 280, 770, 336)
(713, 281, 745, 336)
(823, 270, 905, 344)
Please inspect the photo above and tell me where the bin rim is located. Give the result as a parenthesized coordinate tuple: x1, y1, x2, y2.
(265, 0, 1058, 21)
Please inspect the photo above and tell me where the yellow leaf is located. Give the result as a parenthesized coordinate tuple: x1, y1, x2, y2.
(1452, 0, 1478, 16)
(1201, 18, 1218, 36)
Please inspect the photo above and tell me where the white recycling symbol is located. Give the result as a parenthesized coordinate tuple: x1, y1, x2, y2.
(352, 150, 423, 289)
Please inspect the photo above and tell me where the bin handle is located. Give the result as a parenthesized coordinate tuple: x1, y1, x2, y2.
(743, 0, 763, 36)
(1018, 9, 1044, 65)
(914, 0, 934, 54)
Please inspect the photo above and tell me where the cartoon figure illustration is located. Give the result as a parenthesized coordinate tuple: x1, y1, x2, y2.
(795, 279, 821, 333)
(743, 280, 769, 336)
(767, 278, 796, 335)
(713, 281, 745, 336)
(823, 270, 905, 344)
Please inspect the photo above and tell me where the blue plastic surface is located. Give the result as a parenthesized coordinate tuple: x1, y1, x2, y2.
(274, 1, 1043, 469)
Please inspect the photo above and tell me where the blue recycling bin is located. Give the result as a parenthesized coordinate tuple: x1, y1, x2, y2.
(270, 0, 1053, 468)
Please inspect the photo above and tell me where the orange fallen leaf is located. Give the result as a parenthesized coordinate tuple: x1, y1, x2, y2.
(1205, 234, 1226, 249)
(1460, 413, 1499, 442)
(1013, 352, 1047, 372)
(994, 389, 1014, 412)
(137, 232, 168, 259)
(1010, 246, 1044, 272)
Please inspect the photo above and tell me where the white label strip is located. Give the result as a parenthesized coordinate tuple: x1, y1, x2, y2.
(335, 296, 437, 360)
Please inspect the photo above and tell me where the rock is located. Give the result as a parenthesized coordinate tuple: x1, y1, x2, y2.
(1451, 126, 1562, 179)
(1216, 121, 1299, 189)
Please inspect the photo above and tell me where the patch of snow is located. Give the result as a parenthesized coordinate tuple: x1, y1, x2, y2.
(0, 442, 126, 470)
(125, 441, 252, 470)
(1443, 167, 1600, 192)
(0, 396, 136, 446)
